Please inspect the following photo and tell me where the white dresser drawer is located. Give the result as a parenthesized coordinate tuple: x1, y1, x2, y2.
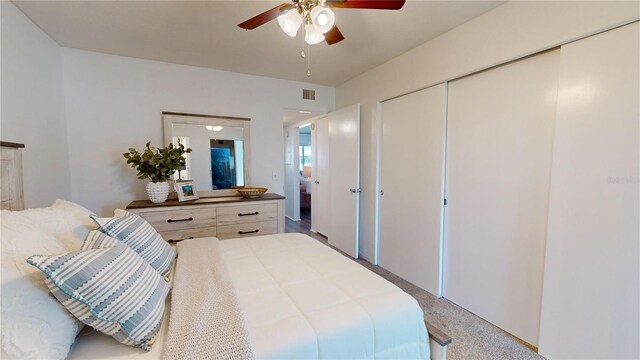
(217, 203, 277, 226)
(138, 207, 217, 232)
(217, 220, 278, 240)
(159, 227, 217, 242)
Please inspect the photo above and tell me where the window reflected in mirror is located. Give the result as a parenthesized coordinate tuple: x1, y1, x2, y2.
(171, 123, 245, 191)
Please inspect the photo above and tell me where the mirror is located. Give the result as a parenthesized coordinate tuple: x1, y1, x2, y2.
(163, 112, 250, 197)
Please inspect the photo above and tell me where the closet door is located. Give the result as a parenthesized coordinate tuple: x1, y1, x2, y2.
(312, 116, 329, 236)
(538, 23, 639, 359)
(379, 84, 446, 296)
(444, 49, 559, 346)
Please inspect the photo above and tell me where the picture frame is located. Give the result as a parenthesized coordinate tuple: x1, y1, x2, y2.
(175, 180, 199, 202)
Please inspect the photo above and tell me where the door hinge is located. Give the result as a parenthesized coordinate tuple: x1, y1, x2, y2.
(444, 198, 448, 206)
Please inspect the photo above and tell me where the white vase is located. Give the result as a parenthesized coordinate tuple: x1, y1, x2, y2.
(146, 181, 170, 203)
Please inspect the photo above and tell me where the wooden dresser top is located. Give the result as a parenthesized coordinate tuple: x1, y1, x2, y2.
(126, 193, 285, 210)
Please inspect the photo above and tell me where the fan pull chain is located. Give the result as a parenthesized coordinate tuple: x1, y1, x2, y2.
(301, 28, 306, 59)
(307, 44, 311, 77)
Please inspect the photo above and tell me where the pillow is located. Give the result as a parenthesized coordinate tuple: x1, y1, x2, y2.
(12, 199, 98, 251)
(0, 211, 83, 359)
(27, 240, 170, 351)
(90, 210, 176, 276)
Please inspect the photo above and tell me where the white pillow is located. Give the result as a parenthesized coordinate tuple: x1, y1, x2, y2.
(0, 211, 83, 359)
(13, 199, 97, 251)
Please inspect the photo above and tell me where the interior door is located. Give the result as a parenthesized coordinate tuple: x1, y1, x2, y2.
(444, 49, 559, 346)
(379, 84, 446, 296)
(328, 104, 361, 258)
(311, 116, 329, 236)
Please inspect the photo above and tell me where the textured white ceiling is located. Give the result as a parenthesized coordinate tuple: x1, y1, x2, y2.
(13, 0, 504, 86)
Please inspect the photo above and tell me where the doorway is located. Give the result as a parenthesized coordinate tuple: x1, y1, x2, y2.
(298, 124, 312, 228)
(283, 109, 323, 231)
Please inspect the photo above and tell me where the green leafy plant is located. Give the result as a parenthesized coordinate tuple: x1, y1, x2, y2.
(123, 142, 192, 183)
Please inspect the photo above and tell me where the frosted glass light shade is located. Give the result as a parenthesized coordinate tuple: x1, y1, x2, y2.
(277, 9, 302, 37)
(310, 6, 335, 33)
(305, 24, 325, 45)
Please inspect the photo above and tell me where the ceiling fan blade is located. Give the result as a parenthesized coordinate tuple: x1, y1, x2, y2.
(238, 3, 294, 30)
(325, 26, 345, 45)
(326, 0, 405, 10)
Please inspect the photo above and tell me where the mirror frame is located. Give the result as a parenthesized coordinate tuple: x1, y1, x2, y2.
(162, 111, 251, 197)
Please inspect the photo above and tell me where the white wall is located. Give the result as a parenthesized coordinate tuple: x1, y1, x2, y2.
(336, 0, 639, 261)
(61, 48, 335, 215)
(0, 1, 71, 208)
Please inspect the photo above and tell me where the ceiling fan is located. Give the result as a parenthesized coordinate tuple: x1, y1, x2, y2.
(238, 0, 406, 46)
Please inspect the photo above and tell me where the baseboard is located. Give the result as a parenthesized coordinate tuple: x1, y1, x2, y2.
(285, 215, 301, 221)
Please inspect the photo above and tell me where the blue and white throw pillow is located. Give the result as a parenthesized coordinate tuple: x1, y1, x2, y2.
(90, 210, 176, 276)
(27, 241, 170, 351)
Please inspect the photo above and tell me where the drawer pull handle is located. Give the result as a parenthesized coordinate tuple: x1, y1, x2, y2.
(167, 217, 193, 223)
(238, 229, 259, 235)
(167, 237, 194, 243)
(238, 212, 259, 217)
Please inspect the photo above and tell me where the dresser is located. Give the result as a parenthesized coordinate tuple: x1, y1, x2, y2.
(126, 193, 285, 241)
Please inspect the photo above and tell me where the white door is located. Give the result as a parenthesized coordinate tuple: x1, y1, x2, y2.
(312, 116, 329, 236)
(444, 49, 559, 346)
(379, 84, 447, 296)
(328, 104, 361, 258)
(538, 23, 639, 359)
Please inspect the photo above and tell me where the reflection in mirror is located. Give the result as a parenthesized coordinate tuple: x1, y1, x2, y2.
(163, 112, 250, 197)
(171, 124, 244, 190)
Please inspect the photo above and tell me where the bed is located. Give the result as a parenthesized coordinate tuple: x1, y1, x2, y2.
(1, 195, 450, 359)
(69, 233, 431, 359)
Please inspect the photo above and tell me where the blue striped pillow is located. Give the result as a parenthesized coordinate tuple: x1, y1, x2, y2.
(27, 240, 170, 351)
(90, 210, 176, 276)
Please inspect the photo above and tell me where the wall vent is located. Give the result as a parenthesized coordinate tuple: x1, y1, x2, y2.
(302, 89, 316, 100)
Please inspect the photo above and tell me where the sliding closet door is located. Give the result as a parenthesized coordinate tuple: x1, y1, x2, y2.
(538, 23, 639, 359)
(312, 116, 330, 236)
(379, 84, 446, 296)
(444, 50, 559, 346)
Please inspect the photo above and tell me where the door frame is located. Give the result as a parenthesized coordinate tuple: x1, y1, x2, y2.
(283, 111, 326, 223)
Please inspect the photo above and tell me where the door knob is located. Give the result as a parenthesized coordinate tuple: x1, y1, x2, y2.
(315, 180, 319, 184)
(350, 188, 356, 193)
(380, 190, 384, 195)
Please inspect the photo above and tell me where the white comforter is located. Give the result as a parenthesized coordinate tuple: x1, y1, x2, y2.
(221, 233, 429, 359)
(69, 233, 429, 359)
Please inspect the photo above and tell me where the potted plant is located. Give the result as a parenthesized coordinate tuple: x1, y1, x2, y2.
(123, 141, 192, 203)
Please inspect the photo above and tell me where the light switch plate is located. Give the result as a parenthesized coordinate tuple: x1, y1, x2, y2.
(272, 171, 279, 181)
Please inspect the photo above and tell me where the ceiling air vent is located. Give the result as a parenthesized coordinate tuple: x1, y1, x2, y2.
(302, 89, 316, 100)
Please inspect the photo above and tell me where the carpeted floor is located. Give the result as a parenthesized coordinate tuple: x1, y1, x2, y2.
(285, 216, 545, 360)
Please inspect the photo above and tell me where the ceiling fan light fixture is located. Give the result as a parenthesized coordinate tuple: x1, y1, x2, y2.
(310, 6, 335, 33)
(304, 24, 325, 45)
(277, 9, 302, 37)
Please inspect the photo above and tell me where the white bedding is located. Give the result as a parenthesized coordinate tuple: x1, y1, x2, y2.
(69, 233, 429, 359)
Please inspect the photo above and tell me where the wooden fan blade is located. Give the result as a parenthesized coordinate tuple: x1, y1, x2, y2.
(326, 0, 405, 10)
(238, 3, 294, 30)
(325, 25, 345, 45)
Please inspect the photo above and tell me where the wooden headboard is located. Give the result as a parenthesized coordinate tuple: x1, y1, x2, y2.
(1, 141, 25, 210)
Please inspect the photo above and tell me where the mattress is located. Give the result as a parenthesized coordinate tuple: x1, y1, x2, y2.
(69, 233, 429, 359)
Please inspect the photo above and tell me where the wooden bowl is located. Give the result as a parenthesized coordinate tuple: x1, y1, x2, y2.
(236, 187, 268, 199)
